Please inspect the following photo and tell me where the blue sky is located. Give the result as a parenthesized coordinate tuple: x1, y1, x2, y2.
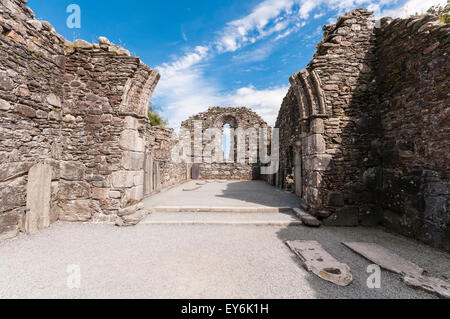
(28, 0, 446, 128)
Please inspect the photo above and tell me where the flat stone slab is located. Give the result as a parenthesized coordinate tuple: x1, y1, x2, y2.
(182, 186, 202, 192)
(141, 212, 301, 226)
(286, 240, 353, 286)
(293, 208, 321, 227)
(343, 242, 450, 299)
(152, 206, 292, 213)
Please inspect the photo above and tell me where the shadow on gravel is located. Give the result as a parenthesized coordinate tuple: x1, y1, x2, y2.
(216, 181, 301, 208)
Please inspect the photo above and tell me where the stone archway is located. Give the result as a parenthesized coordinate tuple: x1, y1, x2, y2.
(181, 107, 269, 180)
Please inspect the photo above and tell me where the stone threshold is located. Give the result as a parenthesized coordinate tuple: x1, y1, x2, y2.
(152, 206, 293, 213)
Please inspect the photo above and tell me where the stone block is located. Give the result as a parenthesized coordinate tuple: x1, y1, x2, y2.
(310, 118, 325, 134)
(15, 104, 36, 118)
(25, 163, 52, 234)
(121, 151, 144, 171)
(328, 191, 344, 207)
(0, 99, 11, 111)
(60, 161, 85, 181)
(304, 187, 323, 209)
(109, 191, 121, 199)
(116, 209, 149, 227)
(46, 93, 61, 107)
(91, 188, 109, 200)
(0, 209, 20, 242)
(304, 171, 323, 187)
(58, 200, 99, 222)
(133, 172, 144, 186)
(0, 182, 26, 214)
(122, 186, 144, 206)
(111, 171, 135, 188)
(303, 154, 332, 171)
(0, 162, 34, 182)
(323, 206, 359, 226)
(119, 129, 145, 152)
(58, 181, 90, 200)
(0, 72, 14, 91)
(124, 116, 139, 130)
(303, 134, 326, 156)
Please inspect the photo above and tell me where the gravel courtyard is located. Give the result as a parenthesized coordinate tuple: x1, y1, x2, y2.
(1, 221, 449, 299)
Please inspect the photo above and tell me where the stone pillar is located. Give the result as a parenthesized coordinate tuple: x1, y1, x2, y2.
(302, 118, 330, 211)
(24, 163, 52, 234)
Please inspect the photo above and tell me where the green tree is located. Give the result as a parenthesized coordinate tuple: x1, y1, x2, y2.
(427, 1, 450, 24)
(148, 103, 166, 127)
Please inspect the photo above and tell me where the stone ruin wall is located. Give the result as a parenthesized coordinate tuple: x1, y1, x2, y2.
(275, 8, 449, 251)
(275, 9, 380, 223)
(0, 0, 188, 242)
(376, 15, 449, 250)
(181, 107, 269, 180)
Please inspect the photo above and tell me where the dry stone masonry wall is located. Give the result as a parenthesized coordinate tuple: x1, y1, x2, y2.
(274, 8, 449, 251)
(376, 15, 449, 251)
(182, 107, 269, 180)
(0, 0, 187, 241)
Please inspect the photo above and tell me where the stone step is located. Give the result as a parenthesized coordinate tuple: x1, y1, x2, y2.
(152, 206, 293, 214)
(140, 212, 302, 226)
(116, 209, 150, 227)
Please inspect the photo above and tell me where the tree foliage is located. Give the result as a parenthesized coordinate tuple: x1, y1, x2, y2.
(148, 103, 166, 127)
(427, 1, 450, 24)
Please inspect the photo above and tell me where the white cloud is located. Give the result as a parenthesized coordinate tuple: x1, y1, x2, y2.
(153, 0, 447, 129)
(215, 0, 296, 53)
(227, 85, 290, 126)
(381, 0, 447, 18)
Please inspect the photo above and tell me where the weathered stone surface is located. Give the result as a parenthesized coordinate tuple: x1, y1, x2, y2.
(116, 209, 150, 227)
(303, 134, 326, 156)
(15, 104, 36, 118)
(271, 7, 450, 252)
(323, 207, 359, 226)
(98, 36, 110, 45)
(0, 99, 11, 111)
(344, 242, 450, 298)
(58, 200, 100, 222)
(293, 208, 321, 227)
(111, 171, 135, 188)
(0, 210, 20, 243)
(60, 161, 85, 181)
(25, 163, 52, 234)
(73, 39, 92, 49)
(303, 155, 332, 171)
(58, 181, 90, 200)
(121, 151, 144, 171)
(181, 107, 269, 180)
(91, 188, 109, 200)
(46, 93, 61, 107)
(328, 192, 344, 207)
(119, 130, 145, 152)
(287, 240, 353, 286)
(118, 202, 144, 217)
(0, 162, 34, 182)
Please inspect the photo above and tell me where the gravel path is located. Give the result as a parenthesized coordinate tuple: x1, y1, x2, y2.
(1, 222, 448, 299)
